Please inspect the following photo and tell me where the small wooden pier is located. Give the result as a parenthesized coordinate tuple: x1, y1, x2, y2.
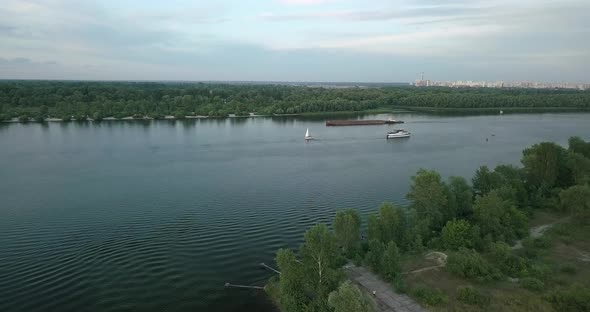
(260, 262, 281, 274)
(224, 282, 265, 290)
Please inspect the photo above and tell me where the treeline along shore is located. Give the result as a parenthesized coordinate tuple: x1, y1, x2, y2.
(268, 136, 590, 312)
(1, 81, 589, 122)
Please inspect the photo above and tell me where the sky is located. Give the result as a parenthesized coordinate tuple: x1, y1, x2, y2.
(0, 0, 588, 82)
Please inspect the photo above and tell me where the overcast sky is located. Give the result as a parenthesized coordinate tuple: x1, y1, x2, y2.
(0, 0, 588, 82)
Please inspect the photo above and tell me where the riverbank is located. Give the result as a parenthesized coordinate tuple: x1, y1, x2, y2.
(394, 106, 590, 115)
(6, 106, 590, 124)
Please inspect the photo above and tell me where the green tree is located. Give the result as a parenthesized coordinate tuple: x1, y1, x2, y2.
(381, 241, 401, 282)
(473, 191, 528, 243)
(367, 213, 380, 243)
(276, 248, 308, 312)
(365, 239, 385, 273)
(440, 220, 479, 250)
(568, 136, 590, 158)
(494, 165, 529, 208)
(522, 142, 571, 197)
(559, 184, 590, 221)
(39, 105, 48, 116)
(328, 281, 374, 312)
(299, 224, 340, 299)
(406, 169, 449, 234)
(333, 209, 361, 257)
(446, 176, 474, 218)
(472, 166, 501, 196)
(566, 152, 590, 185)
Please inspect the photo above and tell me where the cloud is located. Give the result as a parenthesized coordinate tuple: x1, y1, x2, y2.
(0, 57, 56, 66)
(259, 5, 487, 22)
(0, 0, 588, 82)
(278, 0, 330, 5)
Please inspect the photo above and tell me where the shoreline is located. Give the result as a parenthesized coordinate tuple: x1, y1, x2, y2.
(3, 107, 590, 124)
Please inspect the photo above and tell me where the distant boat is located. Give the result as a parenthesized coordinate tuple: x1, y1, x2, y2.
(386, 129, 411, 139)
(305, 128, 314, 140)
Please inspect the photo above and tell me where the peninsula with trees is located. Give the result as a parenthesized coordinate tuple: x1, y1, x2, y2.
(1, 81, 589, 122)
(267, 136, 590, 312)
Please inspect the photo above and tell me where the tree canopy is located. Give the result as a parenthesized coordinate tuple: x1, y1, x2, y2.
(328, 281, 374, 312)
(1, 81, 589, 121)
(333, 209, 361, 257)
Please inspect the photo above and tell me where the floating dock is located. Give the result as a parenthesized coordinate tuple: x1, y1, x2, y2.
(325, 119, 404, 126)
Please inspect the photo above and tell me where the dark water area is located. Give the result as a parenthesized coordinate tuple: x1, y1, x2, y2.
(1, 113, 589, 312)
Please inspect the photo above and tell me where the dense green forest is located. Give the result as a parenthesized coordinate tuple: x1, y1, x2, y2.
(269, 136, 590, 312)
(1, 81, 589, 122)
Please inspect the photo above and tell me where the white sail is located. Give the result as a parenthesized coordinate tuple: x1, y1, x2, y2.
(305, 128, 313, 140)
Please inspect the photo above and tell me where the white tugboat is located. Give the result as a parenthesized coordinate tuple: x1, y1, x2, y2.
(386, 129, 411, 139)
(305, 128, 314, 140)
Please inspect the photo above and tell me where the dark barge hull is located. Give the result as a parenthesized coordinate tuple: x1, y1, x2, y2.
(325, 120, 404, 126)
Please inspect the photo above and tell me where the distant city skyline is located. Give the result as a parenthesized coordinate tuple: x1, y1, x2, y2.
(414, 78, 589, 90)
(1, 0, 589, 82)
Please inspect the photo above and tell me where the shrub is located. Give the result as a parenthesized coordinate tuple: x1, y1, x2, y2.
(532, 236, 551, 249)
(489, 242, 528, 277)
(392, 276, 407, 294)
(456, 286, 490, 306)
(440, 220, 479, 250)
(365, 239, 385, 273)
(381, 241, 401, 282)
(520, 277, 544, 291)
(447, 248, 501, 282)
(526, 263, 551, 281)
(547, 284, 590, 311)
(411, 286, 448, 306)
(560, 264, 577, 275)
(353, 253, 363, 266)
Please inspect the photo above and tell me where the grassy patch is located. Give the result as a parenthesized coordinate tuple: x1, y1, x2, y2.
(456, 286, 490, 307)
(402, 211, 590, 311)
(412, 286, 448, 306)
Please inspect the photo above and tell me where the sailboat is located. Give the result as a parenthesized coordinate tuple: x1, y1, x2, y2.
(305, 128, 314, 140)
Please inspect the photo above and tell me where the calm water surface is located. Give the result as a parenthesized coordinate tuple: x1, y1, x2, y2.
(1, 113, 589, 311)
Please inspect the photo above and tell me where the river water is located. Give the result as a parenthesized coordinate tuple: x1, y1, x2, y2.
(1, 113, 589, 312)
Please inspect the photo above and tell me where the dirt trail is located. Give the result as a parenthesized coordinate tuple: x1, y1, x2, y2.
(512, 217, 569, 250)
(402, 252, 448, 275)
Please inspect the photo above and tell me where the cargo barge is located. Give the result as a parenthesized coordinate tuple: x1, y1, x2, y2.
(325, 119, 404, 126)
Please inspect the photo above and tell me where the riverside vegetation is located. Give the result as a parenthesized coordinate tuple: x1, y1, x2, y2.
(1, 81, 590, 122)
(267, 136, 590, 312)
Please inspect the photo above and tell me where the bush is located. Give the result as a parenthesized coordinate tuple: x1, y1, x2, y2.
(526, 263, 551, 281)
(392, 276, 407, 294)
(447, 248, 501, 282)
(381, 241, 401, 282)
(456, 286, 489, 306)
(532, 236, 551, 249)
(489, 242, 528, 277)
(547, 284, 590, 311)
(411, 286, 448, 306)
(560, 264, 577, 275)
(520, 277, 544, 291)
(440, 220, 479, 250)
(365, 239, 385, 273)
(352, 253, 363, 266)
